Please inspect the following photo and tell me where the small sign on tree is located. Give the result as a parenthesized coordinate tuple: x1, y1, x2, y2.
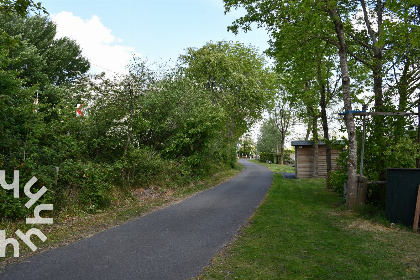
(76, 104, 84, 117)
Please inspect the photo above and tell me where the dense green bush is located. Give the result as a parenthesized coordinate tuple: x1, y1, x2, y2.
(78, 163, 113, 212)
(328, 169, 347, 194)
(0, 189, 29, 219)
(259, 152, 275, 163)
(283, 150, 294, 165)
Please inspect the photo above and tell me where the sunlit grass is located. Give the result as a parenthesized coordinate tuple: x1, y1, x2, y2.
(197, 164, 420, 280)
(248, 159, 295, 173)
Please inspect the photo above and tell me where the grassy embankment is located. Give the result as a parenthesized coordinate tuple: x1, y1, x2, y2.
(0, 163, 243, 265)
(197, 161, 420, 280)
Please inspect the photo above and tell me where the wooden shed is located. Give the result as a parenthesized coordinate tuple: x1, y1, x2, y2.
(291, 140, 340, 179)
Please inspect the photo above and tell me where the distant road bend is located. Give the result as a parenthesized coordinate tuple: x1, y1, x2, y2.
(0, 159, 273, 280)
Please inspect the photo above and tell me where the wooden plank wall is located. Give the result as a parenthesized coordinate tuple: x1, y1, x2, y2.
(296, 145, 339, 179)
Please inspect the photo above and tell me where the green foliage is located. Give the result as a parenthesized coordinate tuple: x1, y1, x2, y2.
(223, 0, 420, 210)
(0, 12, 91, 218)
(179, 40, 276, 138)
(384, 136, 420, 169)
(328, 169, 348, 194)
(0, 11, 92, 218)
(0, 10, 274, 220)
(259, 152, 275, 163)
(115, 147, 180, 187)
(0, 189, 29, 219)
(0, 0, 47, 17)
(0, 15, 90, 89)
(237, 134, 255, 157)
(77, 163, 113, 212)
(283, 150, 294, 165)
(256, 118, 281, 154)
(326, 140, 348, 193)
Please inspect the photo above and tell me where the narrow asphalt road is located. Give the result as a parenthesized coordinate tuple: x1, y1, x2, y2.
(0, 159, 273, 280)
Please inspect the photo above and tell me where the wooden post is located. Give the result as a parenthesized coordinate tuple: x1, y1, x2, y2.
(55, 167, 59, 186)
(414, 185, 420, 232)
(357, 175, 368, 205)
(357, 106, 367, 206)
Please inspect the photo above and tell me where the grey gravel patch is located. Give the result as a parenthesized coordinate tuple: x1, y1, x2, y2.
(276, 172, 296, 179)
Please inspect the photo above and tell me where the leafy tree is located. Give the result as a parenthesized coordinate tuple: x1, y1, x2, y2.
(256, 118, 282, 156)
(179, 41, 276, 139)
(0, 15, 90, 90)
(238, 134, 255, 157)
(271, 95, 294, 165)
(0, 0, 46, 17)
(227, 0, 342, 177)
(327, 3, 359, 208)
(80, 57, 231, 182)
(221, 0, 419, 206)
(142, 72, 226, 174)
(223, 0, 360, 208)
(0, 11, 93, 215)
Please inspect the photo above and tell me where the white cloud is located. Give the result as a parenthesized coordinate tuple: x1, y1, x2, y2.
(51, 11, 139, 76)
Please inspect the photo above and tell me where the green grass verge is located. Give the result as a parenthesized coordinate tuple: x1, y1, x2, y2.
(249, 160, 295, 173)
(197, 164, 420, 280)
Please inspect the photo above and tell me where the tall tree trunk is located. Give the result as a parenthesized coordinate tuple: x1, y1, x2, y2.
(373, 60, 386, 180)
(280, 146, 285, 165)
(373, 65, 383, 111)
(320, 95, 332, 185)
(361, 0, 384, 111)
(280, 133, 285, 165)
(361, 0, 386, 180)
(305, 103, 312, 141)
(396, 57, 410, 139)
(317, 57, 332, 187)
(312, 116, 319, 178)
(305, 120, 311, 141)
(273, 102, 292, 165)
(328, 6, 358, 210)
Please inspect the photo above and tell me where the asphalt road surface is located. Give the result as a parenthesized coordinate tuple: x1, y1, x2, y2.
(0, 159, 273, 280)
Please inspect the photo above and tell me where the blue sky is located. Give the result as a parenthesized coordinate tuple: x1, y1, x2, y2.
(40, 0, 271, 75)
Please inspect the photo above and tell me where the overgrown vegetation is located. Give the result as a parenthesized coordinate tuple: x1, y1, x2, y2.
(197, 164, 420, 280)
(257, 151, 294, 165)
(0, 5, 275, 223)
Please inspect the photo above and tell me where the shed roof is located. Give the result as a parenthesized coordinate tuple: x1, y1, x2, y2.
(291, 140, 327, 146)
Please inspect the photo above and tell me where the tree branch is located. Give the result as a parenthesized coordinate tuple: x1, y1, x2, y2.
(346, 48, 371, 67)
(360, 0, 379, 47)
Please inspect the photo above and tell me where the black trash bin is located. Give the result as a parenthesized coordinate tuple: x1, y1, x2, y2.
(386, 168, 420, 228)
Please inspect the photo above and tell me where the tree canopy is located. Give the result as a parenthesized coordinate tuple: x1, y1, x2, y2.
(223, 0, 420, 209)
(179, 41, 276, 138)
(0, 15, 90, 89)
